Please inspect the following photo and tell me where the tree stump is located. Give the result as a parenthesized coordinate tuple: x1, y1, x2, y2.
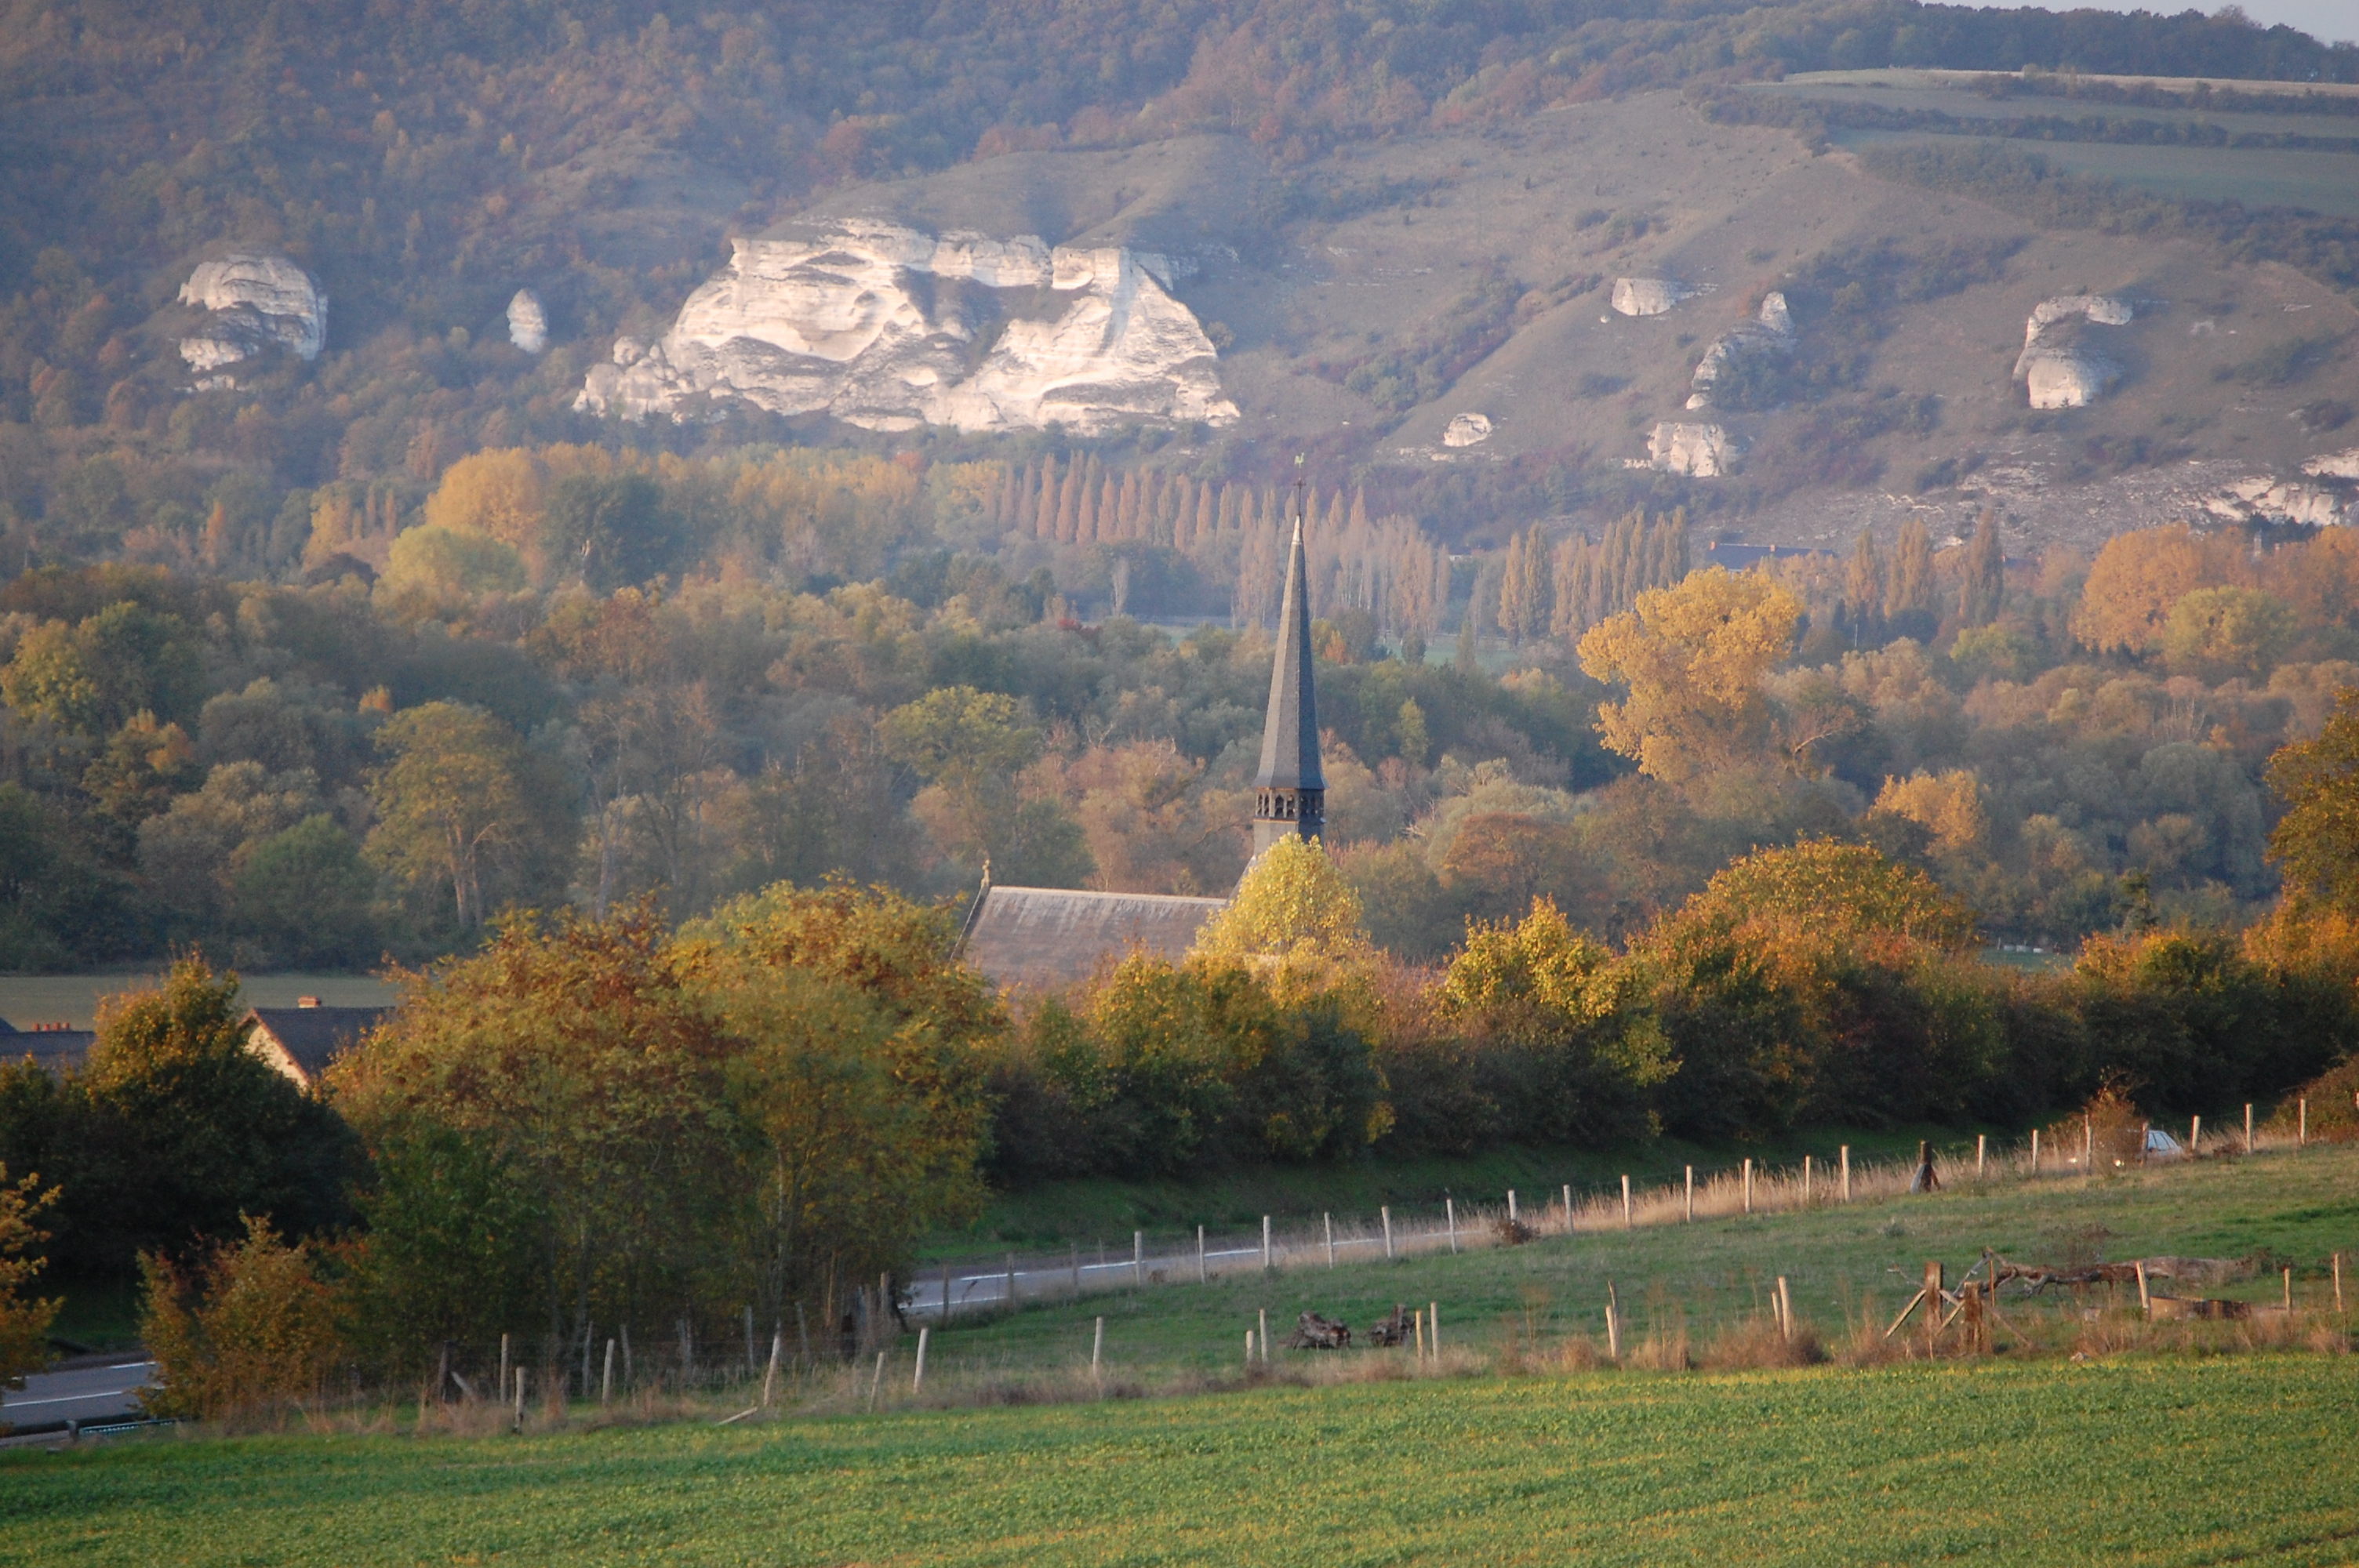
(1285, 1311, 1352, 1350)
(1368, 1305, 1412, 1347)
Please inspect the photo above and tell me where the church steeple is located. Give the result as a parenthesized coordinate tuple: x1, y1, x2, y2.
(1252, 470, 1323, 857)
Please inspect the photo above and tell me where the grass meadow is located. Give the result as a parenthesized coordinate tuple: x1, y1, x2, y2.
(4, 1359, 2356, 1565)
(5, 1142, 2357, 1564)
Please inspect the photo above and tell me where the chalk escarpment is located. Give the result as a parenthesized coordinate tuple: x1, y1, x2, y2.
(2016, 296, 2132, 410)
(177, 253, 326, 377)
(1686, 293, 1793, 409)
(1649, 422, 1739, 477)
(1611, 278, 1692, 318)
(576, 221, 1238, 435)
(507, 290, 549, 354)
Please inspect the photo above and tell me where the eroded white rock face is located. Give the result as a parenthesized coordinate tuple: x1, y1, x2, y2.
(577, 221, 1238, 435)
(1649, 422, 1739, 477)
(178, 253, 325, 373)
(2303, 449, 2359, 481)
(507, 290, 549, 354)
(1686, 293, 1794, 410)
(2016, 296, 2132, 409)
(2208, 476, 2348, 527)
(1611, 278, 1690, 318)
(1443, 412, 1492, 447)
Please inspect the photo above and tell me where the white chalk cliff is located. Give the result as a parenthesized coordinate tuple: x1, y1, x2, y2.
(1611, 278, 1691, 318)
(2208, 475, 2347, 527)
(577, 220, 1238, 435)
(2015, 296, 2132, 410)
(1443, 412, 1492, 448)
(507, 290, 549, 354)
(1686, 293, 1794, 409)
(2302, 448, 2359, 482)
(178, 253, 326, 376)
(1649, 422, 1739, 477)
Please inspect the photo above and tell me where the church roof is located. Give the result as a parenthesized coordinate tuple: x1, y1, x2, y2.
(1254, 514, 1324, 792)
(958, 885, 1226, 993)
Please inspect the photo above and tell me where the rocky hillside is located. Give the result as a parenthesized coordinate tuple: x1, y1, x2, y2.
(1, 0, 2354, 568)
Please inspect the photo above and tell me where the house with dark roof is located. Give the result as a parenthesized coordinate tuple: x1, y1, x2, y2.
(957, 491, 1326, 993)
(0, 1019, 96, 1078)
(243, 1000, 388, 1089)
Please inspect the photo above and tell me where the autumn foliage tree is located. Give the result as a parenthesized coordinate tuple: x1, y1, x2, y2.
(0, 1166, 60, 1393)
(1578, 567, 1803, 788)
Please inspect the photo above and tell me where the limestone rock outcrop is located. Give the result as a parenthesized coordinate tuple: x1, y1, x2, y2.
(2303, 449, 2359, 482)
(1443, 412, 1492, 447)
(2015, 296, 2132, 410)
(507, 290, 549, 354)
(1686, 293, 1793, 410)
(1611, 278, 1691, 318)
(177, 253, 326, 376)
(2208, 476, 2348, 527)
(576, 220, 1238, 435)
(1649, 422, 1739, 477)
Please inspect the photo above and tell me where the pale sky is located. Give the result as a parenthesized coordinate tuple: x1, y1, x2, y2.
(2023, 0, 2355, 48)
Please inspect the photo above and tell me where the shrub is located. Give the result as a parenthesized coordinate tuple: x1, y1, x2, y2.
(138, 1215, 343, 1421)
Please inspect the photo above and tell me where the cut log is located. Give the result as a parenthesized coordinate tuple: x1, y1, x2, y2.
(1368, 1305, 1412, 1348)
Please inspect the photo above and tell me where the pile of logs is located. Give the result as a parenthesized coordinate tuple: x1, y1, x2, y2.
(1284, 1311, 1352, 1350)
(1367, 1305, 1413, 1348)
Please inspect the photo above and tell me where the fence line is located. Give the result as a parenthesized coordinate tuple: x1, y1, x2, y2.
(909, 1124, 2332, 1320)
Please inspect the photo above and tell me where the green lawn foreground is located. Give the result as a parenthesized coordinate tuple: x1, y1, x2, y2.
(5, 1358, 2357, 1566)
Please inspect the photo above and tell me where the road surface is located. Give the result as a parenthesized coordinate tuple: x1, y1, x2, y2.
(4, 1358, 155, 1431)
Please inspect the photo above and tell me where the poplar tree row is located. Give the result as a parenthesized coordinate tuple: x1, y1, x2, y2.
(1494, 509, 1694, 645)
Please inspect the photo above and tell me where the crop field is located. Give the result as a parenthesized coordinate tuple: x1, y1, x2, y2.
(1830, 129, 2359, 217)
(5, 1358, 2357, 1565)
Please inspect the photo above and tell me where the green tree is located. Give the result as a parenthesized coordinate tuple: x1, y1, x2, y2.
(230, 815, 383, 968)
(0, 602, 203, 737)
(546, 473, 678, 592)
(2162, 586, 2295, 681)
(367, 702, 568, 930)
(1957, 510, 2004, 628)
(2266, 688, 2359, 916)
(136, 1215, 343, 1420)
(78, 959, 361, 1271)
(885, 686, 1090, 884)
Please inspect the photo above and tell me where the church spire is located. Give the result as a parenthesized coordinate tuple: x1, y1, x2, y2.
(1252, 465, 1324, 857)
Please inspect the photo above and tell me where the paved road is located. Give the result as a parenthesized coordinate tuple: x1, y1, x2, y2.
(4, 1359, 155, 1429)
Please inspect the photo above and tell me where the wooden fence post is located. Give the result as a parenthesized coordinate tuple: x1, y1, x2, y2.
(913, 1327, 929, 1392)
(1262, 1216, 1273, 1272)
(1092, 1316, 1104, 1380)
(2284, 1268, 2293, 1312)
(2191, 1115, 2201, 1155)
(1840, 1145, 1850, 1201)
(869, 1351, 885, 1413)
(512, 1366, 526, 1432)
(603, 1338, 616, 1406)
(1325, 1212, 1336, 1268)
(1776, 1276, 1794, 1342)
(2030, 1128, 2039, 1174)
(1383, 1206, 1394, 1260)
(1976, 1134, 1986, 1178)
(1198, 1225, 1207, 1284)
(2299, 1098, 2308, 1145)
(1685, 1165, 1694, 1222)
(1446, 1199, 1458, 1254)
(1605, 1281, 1620, 1359)
(2247, 1103, 2255, 1154)
(1259, 1308, 1269, 1363)
(2135, 1260, 2150, 1317)
(1562, 1184, 1573, 1234)
(761, 1330, 780, 1406)
(1430, 1301, 1440, 1356)
(1133, 1230, 1144, 1289)
(1508, 1189, 1518, 1224)
(1245, 1329, 1256, 1366)
(2335, 1252, 2344, 1315)
(1743, 1159, 1754, 1214)
(1803, 1155, 1812, 1207)
(1413, 1309, 1423, 1366)
(2083, 1115, 2092, 1175)
(1621, 1174, 1632, 1229)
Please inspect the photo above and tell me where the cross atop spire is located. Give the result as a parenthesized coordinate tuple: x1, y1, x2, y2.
(1252, 463, 1324, 856)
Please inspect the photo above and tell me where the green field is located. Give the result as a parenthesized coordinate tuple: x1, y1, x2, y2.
(6, 1358, 2357, 1565)
(8, 1145, 2357, 1564)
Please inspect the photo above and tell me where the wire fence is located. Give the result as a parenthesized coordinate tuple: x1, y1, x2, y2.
(915, 1105, 2334, 1323)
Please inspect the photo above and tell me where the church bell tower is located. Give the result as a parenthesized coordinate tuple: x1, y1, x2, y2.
(1251, 471, 1324, 858)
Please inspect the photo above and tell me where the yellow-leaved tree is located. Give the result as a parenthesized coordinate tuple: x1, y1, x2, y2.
(1577, 567, 1801, 787)
(0, 1166, 60, 1395)
(1191, 835, 1377, 994)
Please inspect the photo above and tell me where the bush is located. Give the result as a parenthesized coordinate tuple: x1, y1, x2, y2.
(138, 1215, 343, 1421)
